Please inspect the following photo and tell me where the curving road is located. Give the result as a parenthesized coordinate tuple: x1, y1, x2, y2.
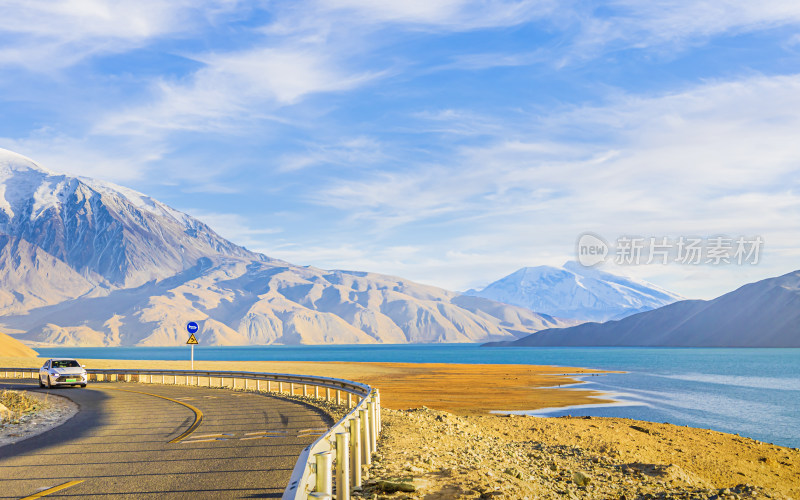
(0, 379, 332, 499)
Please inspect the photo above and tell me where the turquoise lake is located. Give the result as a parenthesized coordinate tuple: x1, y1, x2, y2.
(36, 345, 800, 449)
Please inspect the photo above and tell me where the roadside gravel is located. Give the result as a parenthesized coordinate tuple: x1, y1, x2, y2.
(0, 391, 78, 448)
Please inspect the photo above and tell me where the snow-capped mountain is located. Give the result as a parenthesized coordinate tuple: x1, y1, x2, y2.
(0, 148, 572, 346)
(0, 148, 260, 297)
(487, 269, 800, 347)
(465, 261, 683, 322)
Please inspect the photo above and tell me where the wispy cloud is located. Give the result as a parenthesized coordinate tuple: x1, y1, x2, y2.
(0, 0, 242, 71)
(570, 1, 800, 55)
(306, 73, 800, 294)
(97, 46, 382, 136)
(277, 136, 388, 172)
(0, 131, 166, 183)
(182, 210, 282, 250)
(271, 0, 557, 33)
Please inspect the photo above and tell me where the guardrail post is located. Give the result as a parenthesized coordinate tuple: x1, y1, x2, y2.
(349, 417, 361, 487)
(267, 380, 272, 392)
(326, 388, 331, 401)
(291, 383, 295, 396)
(367, 399, 377, 454)
(315, 386, 319, 398)
(359, 408, 371, 465)
(336, 432, 350, 500)
(336, 390, 341, 405)
(347, 393, 352, 407)
(303, 384, 308, 397)
(375, 390, 381, 433)
(315, 451, 333, 495)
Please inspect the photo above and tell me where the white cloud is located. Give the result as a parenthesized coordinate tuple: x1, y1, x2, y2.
(0, 131, 164, 182)
(311, 0, 556, 30)
(97, 46, 382, 136)
(277, 136, 388, 172)
(0, 0, 242, 71)
(572, 1, 800, 55)
(182, 210, 282, 250)
(306, 73, 800, 295)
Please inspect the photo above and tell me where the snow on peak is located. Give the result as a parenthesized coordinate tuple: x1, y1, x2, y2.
(79, 176, 193, 227)
(0, 148, 65, 222)
(0, 148, 58, 176)
(466, 261, 684, 322)
(0, 147, 192, 229)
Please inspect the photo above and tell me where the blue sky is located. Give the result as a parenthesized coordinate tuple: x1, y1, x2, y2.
(1, 1, 799, 299)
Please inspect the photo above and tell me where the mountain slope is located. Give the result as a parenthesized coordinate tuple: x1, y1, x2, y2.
(0, 148, 261, 312)
(466, 261, 683, 322)
(0, 148, 572, 346)
(0, 331, 38, 357)
(2, 256, 574, 346)
(486, 270, 800, 347)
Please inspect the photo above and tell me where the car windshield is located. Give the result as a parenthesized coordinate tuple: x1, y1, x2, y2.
(52, 360, 80, 368)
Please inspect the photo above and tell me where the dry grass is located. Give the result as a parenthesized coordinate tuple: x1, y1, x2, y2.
(0, 390, 50, 423)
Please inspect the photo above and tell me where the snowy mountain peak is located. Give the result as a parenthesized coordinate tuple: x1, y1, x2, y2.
(0, 148, 259, 290)
(0, 147, 187, 227)
(0, 148, 58, 176)
(466, 262, 683, 322)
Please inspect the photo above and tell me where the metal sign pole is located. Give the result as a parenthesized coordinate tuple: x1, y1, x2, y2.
(186, 321, 199, 371)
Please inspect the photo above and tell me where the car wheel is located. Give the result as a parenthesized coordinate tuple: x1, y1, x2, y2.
(80, 384, 86, 388)
(38, 376, 45, 388)
(46, 376, 53, 389)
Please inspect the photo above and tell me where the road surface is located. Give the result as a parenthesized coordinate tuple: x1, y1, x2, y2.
(0, 379, 332, 499)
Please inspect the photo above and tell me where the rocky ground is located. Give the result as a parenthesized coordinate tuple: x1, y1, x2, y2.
(353, 408, 800, 500)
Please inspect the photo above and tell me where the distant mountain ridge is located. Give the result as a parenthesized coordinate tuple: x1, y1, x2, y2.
(466, 261, 683, 322)
(486, 270, 800, 347)
(0, 148, 573, 346)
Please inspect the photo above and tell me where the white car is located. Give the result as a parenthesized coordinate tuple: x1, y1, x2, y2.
(39, 358, 88, 388)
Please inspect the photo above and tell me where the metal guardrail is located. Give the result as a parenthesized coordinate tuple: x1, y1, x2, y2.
(1, 367, 381, 500)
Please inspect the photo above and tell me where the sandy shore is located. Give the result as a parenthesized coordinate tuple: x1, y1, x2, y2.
(0, 357, 615, 414)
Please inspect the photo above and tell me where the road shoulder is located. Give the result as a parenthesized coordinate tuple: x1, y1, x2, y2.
(0, 389, 79, 448)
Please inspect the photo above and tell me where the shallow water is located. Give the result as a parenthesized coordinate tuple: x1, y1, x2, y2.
(36, 344, 800, 448)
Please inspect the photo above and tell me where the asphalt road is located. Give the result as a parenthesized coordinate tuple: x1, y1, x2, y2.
(0, 379, 333, 499)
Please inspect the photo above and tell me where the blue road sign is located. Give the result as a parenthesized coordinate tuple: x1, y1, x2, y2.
(187, 321, 199, 334)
